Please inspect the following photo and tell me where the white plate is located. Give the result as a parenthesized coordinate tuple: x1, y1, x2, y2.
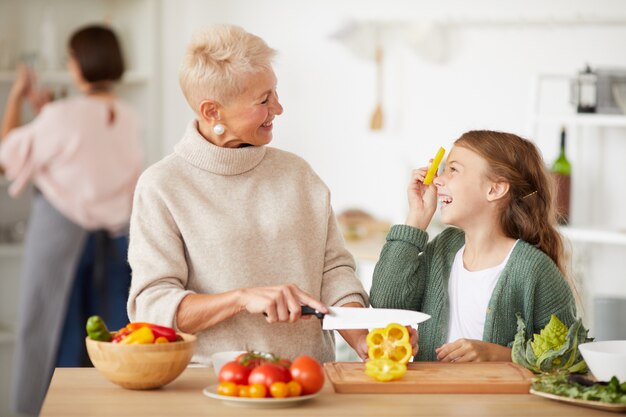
(202, 384, 320, 408)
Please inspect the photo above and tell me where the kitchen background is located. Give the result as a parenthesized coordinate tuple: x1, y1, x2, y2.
(1, 0, 626, 415)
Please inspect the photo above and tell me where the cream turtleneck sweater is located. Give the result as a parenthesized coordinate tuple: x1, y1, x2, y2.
(127, 120, 368, 363)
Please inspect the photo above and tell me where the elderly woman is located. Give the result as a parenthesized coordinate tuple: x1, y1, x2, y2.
(127, 25, 369, 363)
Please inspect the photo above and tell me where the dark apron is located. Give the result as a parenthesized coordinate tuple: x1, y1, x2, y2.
(11, 192, 87, 416)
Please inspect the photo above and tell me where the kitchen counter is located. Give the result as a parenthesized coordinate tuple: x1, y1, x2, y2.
(40, 367, 612, 416)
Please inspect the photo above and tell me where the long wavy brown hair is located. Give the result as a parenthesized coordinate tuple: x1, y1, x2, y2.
(454, 130, 569, 278)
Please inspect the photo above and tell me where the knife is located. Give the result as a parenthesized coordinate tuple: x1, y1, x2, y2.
(301, 306, 430, 330)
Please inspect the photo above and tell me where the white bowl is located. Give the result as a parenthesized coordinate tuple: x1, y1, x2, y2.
(578, 340, 626, 382)
(210, 350, 246, 374)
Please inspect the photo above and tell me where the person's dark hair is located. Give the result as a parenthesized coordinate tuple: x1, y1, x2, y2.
(69, 25, 124, 84)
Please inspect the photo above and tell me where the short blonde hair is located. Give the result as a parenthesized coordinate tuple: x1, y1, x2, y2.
(179, 25, 277, 112)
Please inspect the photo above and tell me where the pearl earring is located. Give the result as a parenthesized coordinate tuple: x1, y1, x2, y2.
(213, 124, 225, 135)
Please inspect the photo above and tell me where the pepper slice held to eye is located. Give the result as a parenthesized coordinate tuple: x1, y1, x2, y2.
(366, 323, 412, 364)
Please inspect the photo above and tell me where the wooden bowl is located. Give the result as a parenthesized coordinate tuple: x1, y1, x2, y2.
(85, 333, 196, 389)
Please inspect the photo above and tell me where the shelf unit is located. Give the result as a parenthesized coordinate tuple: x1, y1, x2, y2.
(533, 113, 626, 128)
(559, 226, 626, 246)
(0, 243, 23, 257)
(0, 70, 150, 84)
(529, 73, 626, 339)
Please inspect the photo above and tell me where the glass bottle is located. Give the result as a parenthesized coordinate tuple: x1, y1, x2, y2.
(552, 127, 572, 225)
(577, 64, 597, 113)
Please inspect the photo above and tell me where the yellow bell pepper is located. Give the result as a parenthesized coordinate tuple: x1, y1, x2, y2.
(366, 323, 412, 364)
(365, 358, 407, 382)
(423, 146, 446, 185)
(119, 326, 155, 344)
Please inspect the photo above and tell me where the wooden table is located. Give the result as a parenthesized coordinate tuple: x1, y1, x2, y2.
(40, 367, 612, 417)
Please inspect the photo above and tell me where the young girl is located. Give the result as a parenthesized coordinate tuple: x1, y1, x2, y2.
(369, 130, 577, 363)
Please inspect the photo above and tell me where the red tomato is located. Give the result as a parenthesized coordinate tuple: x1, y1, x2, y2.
(276, 358, 292, 369)
(236, 351, 291, 370)
(290, 355, 324, 395)
(218, 361, 251, 385)
(248, 363, 292, 394)
(236, 352, 272, 369)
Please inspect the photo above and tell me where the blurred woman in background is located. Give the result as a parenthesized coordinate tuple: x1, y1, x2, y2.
(0, 25, 142, 416)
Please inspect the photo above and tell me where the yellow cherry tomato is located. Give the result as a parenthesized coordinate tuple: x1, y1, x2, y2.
(237, 385, 250, 397)
(287, 380, 302, 397)
(154, 336, 169, 344)
(365, 358, 407, 382)
(366, 323, 412, 364)
(248, 383, 267, 398)
(269, 381, 289, 398)
(216, 381, 238, 396)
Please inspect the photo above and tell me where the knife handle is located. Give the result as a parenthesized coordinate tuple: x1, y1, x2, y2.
(262, 306, 325, 319)
(301, 306, 325, 319)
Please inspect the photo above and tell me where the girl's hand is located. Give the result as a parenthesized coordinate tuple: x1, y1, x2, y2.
(435, 339, 512, 362)
(405, 165, 438, 230)
(239, 284, 328, 324)
(340, 329, 369, 361)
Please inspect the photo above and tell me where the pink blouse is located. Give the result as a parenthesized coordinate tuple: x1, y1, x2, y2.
(0, 95, 142, 233)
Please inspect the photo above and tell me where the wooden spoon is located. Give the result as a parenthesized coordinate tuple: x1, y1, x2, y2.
(370, 46, 384, 130)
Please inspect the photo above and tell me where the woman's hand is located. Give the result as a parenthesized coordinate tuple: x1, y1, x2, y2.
(8, 65, 50, 113)
(405, 166, 438, 230)
(435, 339, 512, 362)
(239, 284, 328, 324)
(9, 64, 32, 99)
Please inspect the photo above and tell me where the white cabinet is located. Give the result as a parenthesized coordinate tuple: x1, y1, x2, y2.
(0, 1, 160, 415)
(529, 74, 626, 336)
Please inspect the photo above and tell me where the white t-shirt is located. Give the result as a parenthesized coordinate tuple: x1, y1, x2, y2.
(446, 241, 519, 343)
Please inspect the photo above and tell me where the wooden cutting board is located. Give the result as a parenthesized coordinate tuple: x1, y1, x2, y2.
(324, 362, 534, 394)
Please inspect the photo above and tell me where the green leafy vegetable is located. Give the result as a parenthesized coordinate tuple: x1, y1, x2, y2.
(532, 373, 626, 404)
(512, 313, 592, 374)
(531, 315, 568, 358)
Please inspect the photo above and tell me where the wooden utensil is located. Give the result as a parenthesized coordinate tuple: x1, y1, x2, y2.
(370, 46, 384, 130)
(324, 361, 534, 394)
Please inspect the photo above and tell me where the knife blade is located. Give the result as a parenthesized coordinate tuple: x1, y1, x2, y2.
(301, 306, 430, 330)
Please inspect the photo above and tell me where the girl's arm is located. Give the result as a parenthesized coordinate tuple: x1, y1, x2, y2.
(369, 225, 430, 310)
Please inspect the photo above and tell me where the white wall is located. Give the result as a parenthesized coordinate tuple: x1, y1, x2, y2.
(160, 0, 626, 224)
(158, 0, 626, 331)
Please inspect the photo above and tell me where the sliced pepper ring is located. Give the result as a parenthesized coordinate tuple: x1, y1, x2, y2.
(365, 358, 407, 382)
(366, 323, 412, 364)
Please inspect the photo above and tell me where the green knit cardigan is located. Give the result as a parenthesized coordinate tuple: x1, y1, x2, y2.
(369, 225, 577, 362)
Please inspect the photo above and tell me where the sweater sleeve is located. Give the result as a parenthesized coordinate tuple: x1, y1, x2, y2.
(369, 224, 430, 310)
(126, 171, 195, 329)
(320, 207, 369, 308)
